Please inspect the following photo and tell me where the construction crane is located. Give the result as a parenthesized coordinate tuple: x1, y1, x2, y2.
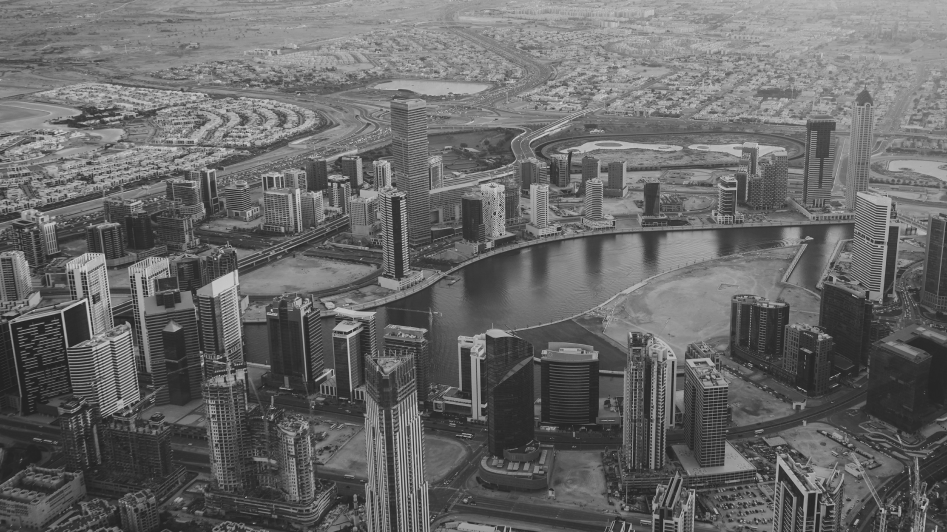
(850, 452, 888, 532)
(906, 456, 929, 532)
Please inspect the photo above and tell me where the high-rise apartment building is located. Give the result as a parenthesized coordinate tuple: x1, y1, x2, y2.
(683, 358, 728, 468)
(390, 98, 431, 246)
(0, 251, 33, 302)
(300, 191, 325, 229)
(363, 355, 431, 532)
(747, 150, 789, 210)
(485, 329, 534, 458)
(10, 300, 93, 414)
(373, 159, 392, 190)
(125, 212, 155, 250)
(144, 288, 201, 405)
(607, 161, 625, 192)
(480, 182, 506, 239)
(332, 320, 364, 401)
(283, 168, 307, 191)
(714, 175, 743, 224)
(819, 280, 874, 373)
(772, 454, 843, 532)
(850, 190, 895, 301)
(262, 171, 285, 191)
(66, 323, 138, 417)
(383, 324, 430, 406)
(540, 343, 599, 426)
(58, 396, 99, 472)
(66, 253, 113, 335)
(461, 192, 485, 243)
(20, 209, 59, 258)
(428, 155, 443, 190)
(741, 142, 760, 176)
(328, 175, 352, 214)
(334, 307, 378, 359)
(457, 334, 487, 421)
(188, 167, 221, 216)
(528, 183, 551, 233)
(379, 186, 411, 284)
(581, 156, 599, 193)
(266, 293, 324, 392)
(643, 182, 661, 217)
(340, 156, 363, 190)
(104, 197, 144, 224)
(156, 206, 199, 252)
(651, 474, 695, 532)
(846, 88, 874, 210)
(922, 214, 947, 312)
(204, 365, 255, 494)
(782, 324, 833, 397)
(196, 271, 244, 366)
(549, 153, 570, 187)
(101, 411, 178, 489)
(171, 254, 208, 294)
(802, 116, 837, 208)
(623, 332, 675, 471)
(349, 196, 377, 235)
(207, 245, 239, 282)
(166, 179, 204, 221)
(263, 188, 302, 234)
(12, 219, 49, 269)
(86, 222, 125, 260)
(118, 490, 160, 532)
(129, 257, 172, 376)
(730, 294, 790, 366)
(518, 158, 547, 190)
(582, 178, 612, 229)
(224, 181, 258, 221)
(304, 157, 330, 192)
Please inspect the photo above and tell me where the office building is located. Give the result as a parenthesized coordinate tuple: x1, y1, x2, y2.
(156, 207, 199, 252)
(9, 300, 92, 414)
(58, 396, 99, 471)
(349, 196, 377, 235)
(0, 466, 86, 530)
(66, 324, 138, 417)
(265, 293, 324, 393)
(747, 151, 789, 210)
(86, 222, 125, 261)
(203, 366, 255, 494)
(339, 156, 363, 190)
(582, 178, 614, 229)
(129, 257, 172, 376)
(304, 157, 330, 192)
(104, 197, 144, 224)
(607, 161, 625, 193)
(300, 191, 325, 228)
(461, 192, 485, 243)
(171, 254, 207, 294)
(429, 155, 443, 190)
(643, 182, 661, 217)
(263, 188, 302, 234)
(379, 186, 422, 289)
(730, 294, 790, 368)
(819, 280, 874, 373)
(334, 307, 378, 359)
(0, 251, 33, 302)
(866, 325, 947, 432)
(741, 142, 760, 176)
(549, 153, 570, 187)
(581, 156, 599, 193)
(480, 182, 506, 239)
(274, 418, 317, 503)
(12, 219, 49, 269)
(332, 320, 364, 401)
(66, 253, 113, 335)
(196, 271, 244, 366)
(390, 99, 431, 246)
(527, 183, 559, 237)
(373, 159, 392, 189)
(518, 158, 547, 190)
(328, 175, 352, 214)
(651, 474, 695, 532)
(224, 181, 259, 221)
(124, 212, 154, 250)
(850, 191, 894, 301)
(772, 454, 843, 532)
(363, 355, 431, 532)
(782, 324, 833, 397)
(283, 168, 306, 191)
(188, 167, 221, 216)
(847, 88, 874, 210)
(207, 245, 239, 282)
(20, 209, 59, 258)
(683, 358, 728, 468)
(261, 171, 285, 191)
(713, 175, 744, 224)
(922, 214, 947, 312)
(144, 289, 201, 406)
(623, 332, 675, 471)
(802, 116, 837, 208)
(165, 179, 205, 221)
(485, 329, 534, 458)
(457, 334, 487, 421)
(384, 324, 430, 406)
(539, 343, 599, 426)
(100, 412, 181, 497)
(118, 490, 159, 532)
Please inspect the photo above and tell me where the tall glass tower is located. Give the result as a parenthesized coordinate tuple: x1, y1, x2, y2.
(846, 88, 874, 210)
(390, 99, 431, 246)
(802, 116, 837, 208)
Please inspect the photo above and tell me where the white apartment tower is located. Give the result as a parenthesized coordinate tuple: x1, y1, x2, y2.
(651, 474, 696, 532)
(283, 168, 307, 191)
(276, 419, 316, 503)
(364, 355, 431, 532)
(480, 182, 506, 239)
(0, 250, 33, 302)
(714, 175, 743, 224)
(683, 358, 729, 468)
(623, 332, 676, 471)
(428, 155, 444, 190)
(350, 196, 377, 234)
(379, 186, 410, 281)
(263, 188, 302, 234)
(66, 323, 139, 418)
(224, 181, 253, 218)
(203, 365, 255, 494)
(66, 253, 113, 335)
(390, 99, 431, 246)
(129, 257, 172, 374)
(850, 190, 894, 302)
(300, 190, 326, 228)
(846, 88, 874, 210)
(196, 270, 244, 366)
(584, 178, 604, 220)
(21, 209, 59, 257)
(373, 160, 393, 189)
(772, 454, 843, 532)
(529, 183, 549, 229)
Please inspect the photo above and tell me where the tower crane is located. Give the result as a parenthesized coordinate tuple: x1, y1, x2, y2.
(850, 452, 888, 532)
(907, 456, 929, 532)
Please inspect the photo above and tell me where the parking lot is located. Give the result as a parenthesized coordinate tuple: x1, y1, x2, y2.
(704, 484, 774, 532)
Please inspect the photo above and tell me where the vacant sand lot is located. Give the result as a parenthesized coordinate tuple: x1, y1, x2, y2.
(323, 432, 468, 482)
(548, 451, 609, 510)
(240, 255, 377, 295)
(722, 367, 795, 425)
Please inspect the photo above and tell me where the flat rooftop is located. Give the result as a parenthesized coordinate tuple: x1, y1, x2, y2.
(671, 442, 756, 478)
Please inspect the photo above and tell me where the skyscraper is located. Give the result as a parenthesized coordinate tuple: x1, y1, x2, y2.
(118, 490, 160, 532)
(86, 222, 125, 260)
(300, 191, 326, 229)
(12, 219, 49, 269)
(461, 192, 485, 243)
(305, 157, 330, 192)
(802, 116, 837, 208)
(373, 159, 392, 189)
(283, 168, 307, 191)
(0, 251, 33, 302)
(683, 358, 728, 468)
(125, 212, 155, 251)
(349, 196, 377, 235)
(390, 99, 431, 246)
(196, 271, 244, 366)
(203, 365, 254, 493)
(363, 355, 431, 532)
(730, 294, 790, 366)
(66, 253, 113, 335)
(480, 182, 506, 239)
(485, 329, 534, 458)
(922, 214, 947, 312)
(66, 323, 138, 417)
(714, 175, 742, 224)
(10, 300, 93, 414)
(741, 142, 760, 176)
(58, 396, 99, 472)
(224, 181, 256, 221)
(428, 155, 443, 190)
(166, 179, 205, 221)
(275, 418, 317, 503)
(104, 197, 144, 224)
(328, 175, 352, 214)
(772, 454, 843, 532)
(518, 158, 547, 190)
(782, 324, 833, 397)
(607, 161, 625, 192)
(643, 182, 661, 217)
(20, 209, 59, 258)
(527, 183, 551, 234)
(171, 254, 208, 294)
(334, 307, 378, 359)
(340, 156, 363, 190)
(332, 320, 364, 401)
(129, 257, 172, 376)
(266, 293, 324, 392)
(819, 280, 874, 373)
(549, 153, 570, 187)
(379, 186, 410, 283)
(457, 334, 487, 421)
(651, 474, 695, 532)
(847, 88, 874, 210)
(156, 206, 199, 251)
(582, 178, 611, 228)
(101, 411, 178, 490)
(206, 245, 239, 282)
(263, 188, 302, 234)
(850, 191, 894, 301)
(144, 288, 201, 406)
(581, 155, 599, 193)
(383, 324, 430, 406)
(188, 167, 221, 216)
(540, 343, 599, 426)
(623, 332, 675, 471)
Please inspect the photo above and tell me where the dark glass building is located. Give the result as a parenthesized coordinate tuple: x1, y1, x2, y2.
(207, 245, 239, 282)
(125, 212, 155, 250)
(802, 115, 837, 208)
(866, 330, 936, 432)
(485, 329, 534, 457)
(461, 192, 485, 243)
(86, 222, 126, 260)
(782, 324, 833, 397)
(540, 343, 599, 426)
(305, 158, 330, 192)
(384, 324, 429, 406)
(922, 214, 947, 312)
(819, 280, 873, 373)
(643, 182, 661, 217)
(265, 293, 324, 392)
(143, 289, 201, 406)
(161, 322, 192, 406)
(171, 254, 208, 294)
(730, 294, 790, 368)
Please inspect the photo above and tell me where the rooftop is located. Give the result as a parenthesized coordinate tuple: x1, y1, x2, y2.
(333, 320, 363, 335)
(685, 358, 728, 388)
(671, 442, 756, 478)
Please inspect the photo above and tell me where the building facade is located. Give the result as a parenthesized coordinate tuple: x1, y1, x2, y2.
(204, 366, 255, 494)
(262, 188, 302, 234)
(265, 293, 324, 393)
(846, 89, 874, 210)
(683, 358, 729, 468)
(922, 214, 947, 312)
(850, 190, 894, 301)
(129, 257, 172, 378)
(782, 324, 833, 397)
(802, 116, 837, 208)
(66, 324, 138, 418)
(485, 329, 534, 458)
(390, 99, 431, 246)
(66, 253, 113, 335)
(143, 289, 201, 406)
(540, 343, 599, 426)
(772, 455, 843, 532)
(0, 251, 32, 303)
(379, 186, 411, 283)
(623, 332, 675, 471)
(730, 294, 790, 369)
(480, 183, 506, 239)
(384, 325, 430, 407)
(196, 271, 244, 366)
(819, 280, 874, 373)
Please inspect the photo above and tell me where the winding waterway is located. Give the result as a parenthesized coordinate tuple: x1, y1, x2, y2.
(376, 224, 853, 386)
